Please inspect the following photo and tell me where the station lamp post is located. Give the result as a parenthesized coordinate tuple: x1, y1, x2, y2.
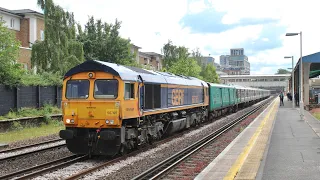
(285, 56, 294, 109)
(285, 32, 304, 120)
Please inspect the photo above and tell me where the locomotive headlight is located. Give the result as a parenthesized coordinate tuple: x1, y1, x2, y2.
(88, 72, 95, 79)
(110, 120, 114, 124)
(105, 120, 110, 124)
(70, 119, 75, 123)
(66, 119, 70, 123)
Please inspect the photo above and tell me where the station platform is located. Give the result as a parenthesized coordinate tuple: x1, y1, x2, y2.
(195, 97, 320, 180)
(0, 143, 8, 149)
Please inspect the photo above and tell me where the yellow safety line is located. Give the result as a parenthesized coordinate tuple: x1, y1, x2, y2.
(223, 99, 278, 180)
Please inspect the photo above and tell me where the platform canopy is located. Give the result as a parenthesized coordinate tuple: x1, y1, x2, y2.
(293, 51, 320, 79)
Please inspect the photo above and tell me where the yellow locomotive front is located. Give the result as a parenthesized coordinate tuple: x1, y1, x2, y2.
(60, 71, 129, 156)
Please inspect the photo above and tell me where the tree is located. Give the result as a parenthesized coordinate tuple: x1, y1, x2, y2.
(276, 68, 291, 74)
(77, 16, 134, 65)
(32, 0, 84, 75)
(192, 48, 202, 66)
(161, 40, 219, 83)
(168, 58, 202, 78)
(190, 48, 219, 83)
(161, 40, 190, 69)
(0, 19, 24, 86)
(201, 64, 219, 83)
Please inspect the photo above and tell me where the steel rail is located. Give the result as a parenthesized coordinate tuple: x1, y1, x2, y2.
(0, 154, 84, 180)
(11, 155, 88, 180)
(0, 144, 66, 162)
(0, 138, 63, 154)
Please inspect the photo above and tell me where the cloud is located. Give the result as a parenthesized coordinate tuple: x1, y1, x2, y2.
(179, 8, 279, 34)
(238, 24, 287, 56)
(2, 0, 320, 76)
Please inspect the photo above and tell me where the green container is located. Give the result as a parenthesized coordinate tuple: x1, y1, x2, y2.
(209, 84, 223, 111)
(209, 83, 237, 112)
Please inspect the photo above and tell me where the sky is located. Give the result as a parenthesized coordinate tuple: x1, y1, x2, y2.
(2, 0, 320, 74)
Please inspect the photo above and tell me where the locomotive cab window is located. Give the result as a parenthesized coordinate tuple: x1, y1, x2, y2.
(94, 79, 118, 99)
(125, 83, 135, 99)
(66, 80, 89, 99)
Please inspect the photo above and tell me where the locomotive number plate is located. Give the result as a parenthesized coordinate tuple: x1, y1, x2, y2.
(106, 109, 119, 116)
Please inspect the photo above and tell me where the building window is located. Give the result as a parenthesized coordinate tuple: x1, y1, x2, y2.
(10, 19, 14, 28)
(40, 30, 44, 41)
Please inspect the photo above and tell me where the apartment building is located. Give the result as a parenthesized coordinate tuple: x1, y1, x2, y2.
(0, 7, 44, 70)
(130, 44, 163, 71)
(220, 48, 250, 75)
(199, 56, 215, 66)
(130, 44, 141, 63)
(138, 52, 163, 71)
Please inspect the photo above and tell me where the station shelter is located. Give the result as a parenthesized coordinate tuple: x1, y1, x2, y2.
(288, 51, 320, 109)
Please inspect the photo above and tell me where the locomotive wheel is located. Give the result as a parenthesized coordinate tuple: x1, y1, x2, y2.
(119, 144, 128, 155)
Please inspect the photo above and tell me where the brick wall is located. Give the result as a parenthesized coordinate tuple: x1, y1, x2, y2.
(36, 18, 44, 41)
(16, 18, 30, 48)
(18, 48, 32, 70)
(139, 56, 147, 65)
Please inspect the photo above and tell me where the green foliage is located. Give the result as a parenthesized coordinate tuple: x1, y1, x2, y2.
(162, 40, 190, 69)
(12, 121, 23, 131)
(77, 16, 134, 65)
(1, 119, 64, 142)
(32, 0, 84, 75)
(276, 68, 291, 74)
(162, 40, 219, 83)
(20, 72, 62, 86)
(313, 112, 320, 120)
(168, 58, 202, 78)
(0, 19, 24, 87)
(0, 104, 61, 120)
(200, 64, 220, 83)
(192, 48, 203, 65)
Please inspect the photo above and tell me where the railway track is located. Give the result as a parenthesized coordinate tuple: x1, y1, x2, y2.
(0, 155, 87, 180)
(131, 98, 272, 180)
(0, 98, 270, 180)
(0, 138, 63, 154)
(0, 140, 66, 162)
(63, 129, 200, 180)
(58, 99, 270, 180)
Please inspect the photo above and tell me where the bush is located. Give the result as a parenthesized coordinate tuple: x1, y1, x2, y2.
(12, 121, 23, 131)
(0, 104, 61, 120)
(21, 72, 63, 86)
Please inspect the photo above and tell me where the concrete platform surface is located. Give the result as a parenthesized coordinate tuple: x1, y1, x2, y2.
(256, 100, 320, 180)
(195, 98, 278, 180)
(0, 143, 8, 149)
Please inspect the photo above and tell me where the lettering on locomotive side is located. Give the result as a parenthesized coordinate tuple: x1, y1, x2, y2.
(192, 96, 199, 103)
(126, 108, 134, 111)
(172, 89, 184, 106)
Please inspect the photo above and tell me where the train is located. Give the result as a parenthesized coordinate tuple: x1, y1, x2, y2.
(59, 60, 271, 156)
